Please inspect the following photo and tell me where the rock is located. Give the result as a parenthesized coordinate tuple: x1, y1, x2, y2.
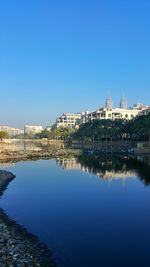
(0, 171, 56, 266)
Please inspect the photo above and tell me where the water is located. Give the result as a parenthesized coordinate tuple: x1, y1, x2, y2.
(0, 155, 150, 267)
(0, 139, 64, 151)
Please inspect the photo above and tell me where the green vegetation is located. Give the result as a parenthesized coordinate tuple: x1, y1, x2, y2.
(0, 131, 9, 140)
(36, 127, 77, 140)
(77, 155, 150, 185)
(127, 114, 150, 141)
(23, 114, 150, 143)
(72, 114, 150, 142)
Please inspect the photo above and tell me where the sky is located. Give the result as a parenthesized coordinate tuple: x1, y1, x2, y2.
(0, 0, 150, 128)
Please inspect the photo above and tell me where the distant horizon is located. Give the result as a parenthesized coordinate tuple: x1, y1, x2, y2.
(0, 96, 149, 129)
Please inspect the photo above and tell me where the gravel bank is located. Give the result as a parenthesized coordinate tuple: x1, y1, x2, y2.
(0, 170, 15, 197)
(0, 170, 56, 266)
(0, 149, 82, 162)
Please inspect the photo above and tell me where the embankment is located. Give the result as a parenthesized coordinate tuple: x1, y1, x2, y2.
(0, 148, 82, 162)
(0, 170, 56, 266)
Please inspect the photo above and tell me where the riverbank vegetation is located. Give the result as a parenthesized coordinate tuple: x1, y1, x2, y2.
(9, 114, 150, 143)
(0, 131, 9, 141)
(72, 114, 150, 142)
(35, 127, 76, 140)
(36, 114, 150, 142)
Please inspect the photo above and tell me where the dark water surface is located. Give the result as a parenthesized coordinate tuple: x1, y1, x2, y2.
(1, 156, 150, 267)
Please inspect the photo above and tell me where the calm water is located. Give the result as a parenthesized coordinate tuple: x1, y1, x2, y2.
(0, 139, 64, 151)
(0, 155, 150, 267)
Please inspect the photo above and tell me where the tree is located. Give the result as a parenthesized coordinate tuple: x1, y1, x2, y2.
(0, 131, 9, 140)
(72, 114, 150, 143)
(127, 114, 150, 141)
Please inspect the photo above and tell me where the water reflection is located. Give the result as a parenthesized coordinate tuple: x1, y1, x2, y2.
(1, 156, 150, 267)
(0, 139, 64, 151)
(57, 155, 150, 186)
(0, 162, 15, 168)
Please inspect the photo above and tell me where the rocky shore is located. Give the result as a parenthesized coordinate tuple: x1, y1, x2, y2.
(0, 149, 82, 162)
(0, 170, 56, 266)
(0, 170, 16, 197)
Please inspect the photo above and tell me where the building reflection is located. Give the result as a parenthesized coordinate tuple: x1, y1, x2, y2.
(0, 140, 64, 152)
(56, 156, 150, 186)
(57, 157, 136, 180)
(0, 162, 15, 168)
(57, 158, 83, 171)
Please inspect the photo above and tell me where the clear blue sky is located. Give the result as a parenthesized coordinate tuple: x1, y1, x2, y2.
(0, 0, 150, 128)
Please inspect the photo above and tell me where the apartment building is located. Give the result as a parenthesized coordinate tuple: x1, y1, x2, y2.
(85, 107, 143, 121)
(54, 113, 81, 128)
(139, 107, 150, 116)
(24, 125, 43, 135)
(0, 126, 23, 136)
(81, 97, 149, 124)
(52, 97, 149, 128)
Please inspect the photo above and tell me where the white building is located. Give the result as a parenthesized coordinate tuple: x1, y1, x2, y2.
(80, 111, 91, 124)
(139, 107, 150, 116)
(0, 126, 23, 136)
(24, 125, 43, 135)
(45, 126, 52, 131)
(81, 98, 148, 124)
(54, 113, 81, 128)
(132, 102, 148, 110)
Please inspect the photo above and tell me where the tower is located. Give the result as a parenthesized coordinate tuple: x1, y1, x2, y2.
(105, 96, 113, 109)
(120, 97, 127, 109)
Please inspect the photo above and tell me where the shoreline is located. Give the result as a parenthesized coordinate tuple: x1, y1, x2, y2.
(0, 147, 150, 164)
(0, 148, 82, 162)
(0, 170, 56, 266)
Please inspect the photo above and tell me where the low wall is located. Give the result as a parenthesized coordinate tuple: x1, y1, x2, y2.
(72, 140, 137, 149)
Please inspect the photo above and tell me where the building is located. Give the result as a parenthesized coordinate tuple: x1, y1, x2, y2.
(132, 102, 148, 110)
(139, 107, 150, 116)
(45, 126, 52, 131)
(119, 96, 128, 109)
(80, 111, 91, 124)
(105, 96, 113, 109)
(24, 125, 43, 135)
(81, 97, 148, 124)
(52, 97, 149, 129)
(53, 113, 81, 128)
(86, 107, 143, 121)
(0, 126, 23, 137)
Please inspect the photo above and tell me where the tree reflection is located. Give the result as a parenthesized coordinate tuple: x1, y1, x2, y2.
(57, 155, 150, 186)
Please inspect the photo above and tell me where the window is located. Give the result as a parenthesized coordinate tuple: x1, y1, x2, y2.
(101, 113, 105, 117)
